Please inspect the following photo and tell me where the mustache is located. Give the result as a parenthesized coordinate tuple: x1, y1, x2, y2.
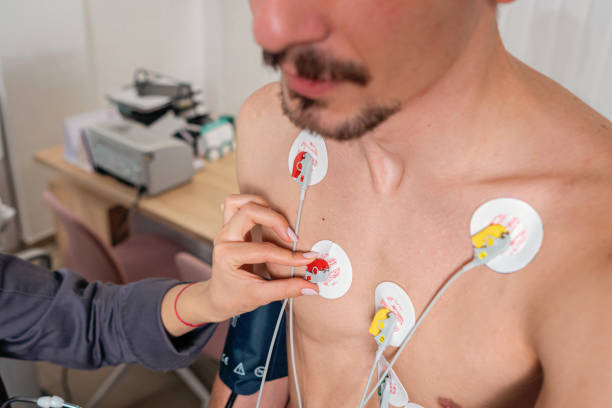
(263, 48, 370, 86)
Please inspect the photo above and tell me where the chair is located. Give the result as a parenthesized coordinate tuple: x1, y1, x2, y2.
(42, 190, 214, 408)
(175, 252, 230, 406)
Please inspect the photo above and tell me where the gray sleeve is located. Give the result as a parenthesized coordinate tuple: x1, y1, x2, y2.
(0, 254, 217, 371)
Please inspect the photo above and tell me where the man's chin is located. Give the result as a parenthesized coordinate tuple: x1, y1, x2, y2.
(280, 96, 346, 140)
(279, 86, 401, 141)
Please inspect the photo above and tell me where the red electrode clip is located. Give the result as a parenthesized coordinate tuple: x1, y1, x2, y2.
(305, 258, 330, 283)
(292, 151, 308, 182)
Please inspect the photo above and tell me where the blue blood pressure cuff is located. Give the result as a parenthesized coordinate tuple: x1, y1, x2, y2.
(219, 301, 288, 395)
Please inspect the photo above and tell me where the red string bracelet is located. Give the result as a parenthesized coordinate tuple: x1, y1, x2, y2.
(174, 283, 207, 328)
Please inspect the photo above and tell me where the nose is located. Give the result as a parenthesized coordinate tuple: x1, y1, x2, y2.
(250, 0, 330, 53)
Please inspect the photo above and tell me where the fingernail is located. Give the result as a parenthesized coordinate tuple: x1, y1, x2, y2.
(287, 227, 298, 242)
(220, 203, 225, 212)
(300, 288, 318, 296)
(302, 251, 319, 259)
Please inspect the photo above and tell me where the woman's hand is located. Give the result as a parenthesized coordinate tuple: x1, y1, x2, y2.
(162, 194, 318, 336)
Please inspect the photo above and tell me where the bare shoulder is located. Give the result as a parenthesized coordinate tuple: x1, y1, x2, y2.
(516, 63, 612, 404)
(514, 57, 612, 170)
(512, 58, 612, 244)
(523, 61, 612, 314)
(235, 82, 301, 195)
(236, 82, 286, 140)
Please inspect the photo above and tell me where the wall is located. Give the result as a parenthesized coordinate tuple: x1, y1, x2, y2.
(0, 87, 20, 252)
(1, 1, 611, 242)
(85, 0, 206, 105)
(0, 0, 206, 243)
(202, 2, 279, 116)
(208, 1, 612, 120)
(501, 1, 611, 119)
(0, 0, 95, 243)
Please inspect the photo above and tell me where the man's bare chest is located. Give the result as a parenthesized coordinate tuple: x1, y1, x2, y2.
(260, 180, 541, 407)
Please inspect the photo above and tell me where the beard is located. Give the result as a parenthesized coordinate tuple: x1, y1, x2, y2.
(280, 84, 401, 141)
(264, 48, 400, 141)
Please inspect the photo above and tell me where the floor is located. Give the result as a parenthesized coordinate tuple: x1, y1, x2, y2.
(31, 241, 220, 407)
(37, 356, 218, 408)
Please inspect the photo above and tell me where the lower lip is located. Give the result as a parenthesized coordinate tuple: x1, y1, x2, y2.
(284, 72, 339, 99)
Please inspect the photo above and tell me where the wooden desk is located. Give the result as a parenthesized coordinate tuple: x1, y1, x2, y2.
(35, 145, 238, 247)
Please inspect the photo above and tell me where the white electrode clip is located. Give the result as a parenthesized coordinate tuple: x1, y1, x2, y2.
(36, 396, 80, 408)
(377, 357, 415, 408)
(378, 374, 392, 408)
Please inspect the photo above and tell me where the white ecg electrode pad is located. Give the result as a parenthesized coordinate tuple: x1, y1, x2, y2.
(309, 240, 352, 299)
(470, 198, 543, 273)
(375, 282, 416, 347)
(288, 130, 328, 186)
(377, 357, 410, 407)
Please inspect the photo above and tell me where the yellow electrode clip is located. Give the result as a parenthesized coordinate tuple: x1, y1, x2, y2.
(369, 307, 397, 350)
(472, 224, 507, 248)
(369, 308, 392, 336)
(471, 224, 510, 263)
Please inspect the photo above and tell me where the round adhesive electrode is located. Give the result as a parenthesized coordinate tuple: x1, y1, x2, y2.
(374, 282, 416, 347)
(470, 198, 543, 274)
(310, 240, 352, 299)
(288, 129, 328, 186)
(377, 357, 410, 407)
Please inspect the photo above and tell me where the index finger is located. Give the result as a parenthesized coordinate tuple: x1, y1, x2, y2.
(216, 202, 296, 244)
(222, 194, 269, 225)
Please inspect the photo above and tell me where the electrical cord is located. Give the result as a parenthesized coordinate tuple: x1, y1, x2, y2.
(358, 311, 397, 407)
(224, 391, 238, 408)
(255, 185, 309, 408)
(288, 187, 308, 408)
(1, 397, 37, 408)
(359, 259, 479, 408)
(0, 396, 80, 408)
(255, 298, 288, 408)
(358, 348, 384, 407)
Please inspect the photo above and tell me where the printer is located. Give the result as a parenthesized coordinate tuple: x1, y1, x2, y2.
(84, 117, 194, 195)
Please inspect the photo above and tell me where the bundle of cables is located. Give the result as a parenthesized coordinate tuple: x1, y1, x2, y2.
(0, 396, 80, 408)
